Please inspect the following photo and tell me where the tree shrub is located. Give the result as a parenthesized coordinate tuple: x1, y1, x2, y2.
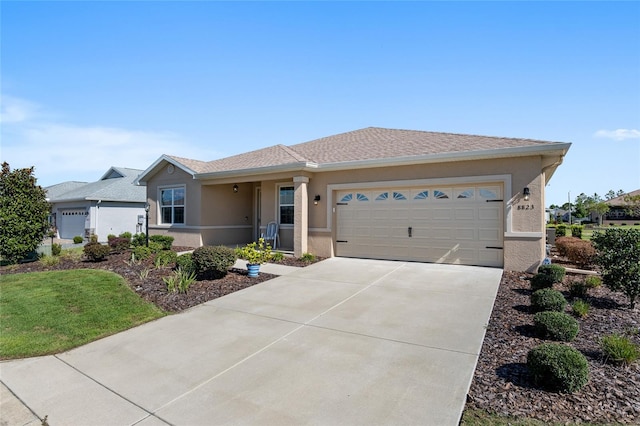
(527, 343, 589, 393)
(154, 250, 177, 268)
(531, 288, 567, 312)
(534, 311, 579, 341)
(149, 235, 174, 250)
(592, 228, 640, 308)
(133, 246, 153, 261)
(600, 334, 640, 366)
(51, 243, 62, 256)
(73, 236, 84, 244)
(555, 224, 567, 237)
(192, 245, 237, 279)
(176, 253, 195, 274)
(537, 264, 566, 283)
(108, 237, 130, 253)
(531, 273, 555, 291)
(83, 242, 110, 262)
(0, 163, 51, 264)
(571, 225, 583, 239)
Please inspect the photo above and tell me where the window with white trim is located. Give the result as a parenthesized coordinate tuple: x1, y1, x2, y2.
(160, 187, 185, 224)
(279, 186, 294, 225)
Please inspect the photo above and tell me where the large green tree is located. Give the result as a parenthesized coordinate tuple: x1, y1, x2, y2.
(0, 162, 51, 263)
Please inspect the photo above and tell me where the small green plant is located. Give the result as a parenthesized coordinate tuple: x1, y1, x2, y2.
(533, 311, 579, 342)
(139, 267, 151, 280)
(569, 280, 588, 298)
(83, 242, 110, 262)
(176, 253, 195, 274)
(555, 224, 567, 237)
(271, 251, 285, 262)
(531, 273, 555, 291)
(527, 343, 589, 393)
(537, 264, 566, 283)
(39, 255, 60, 267)
(531, 288, 567, 312)
(163, 268, 197, 294)
(154, 250, 177, 268)
(600, 334, 640, 366)
(133, 246, 153, 261)
(571, 299, 590, 318)
(149, 235, 174, 250)
(584, 275, 602, 289)
(60, 248, 83, 262)
(236, 238, 273, 265)
(119, 231, 132, 240)
(51, 243, 62, 256)
(193, 245, 237, 278)
(300, 252, 316, 263)
(73, 236, 83, 244)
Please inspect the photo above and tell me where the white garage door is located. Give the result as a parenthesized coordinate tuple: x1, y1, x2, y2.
(59, 209, 88, 239)
(336, 185, 504, 267)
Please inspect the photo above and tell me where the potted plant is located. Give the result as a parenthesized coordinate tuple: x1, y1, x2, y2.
(236, 238, 273, 277)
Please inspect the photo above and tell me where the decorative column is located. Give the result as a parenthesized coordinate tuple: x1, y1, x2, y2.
(293, 176, 309, 257)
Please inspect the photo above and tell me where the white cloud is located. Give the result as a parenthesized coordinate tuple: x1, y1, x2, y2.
(0, 95, 39, 123)
(0, 95, 216, 186)
(593, 129, 640, 141)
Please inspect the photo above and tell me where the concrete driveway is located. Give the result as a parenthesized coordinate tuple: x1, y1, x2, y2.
(1, 258, 502, 426)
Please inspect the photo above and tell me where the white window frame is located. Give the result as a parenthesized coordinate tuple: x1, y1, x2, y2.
(158, 185, 186, 225)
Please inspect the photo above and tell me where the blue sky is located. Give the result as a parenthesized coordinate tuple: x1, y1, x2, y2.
(1, 1, 639, 207)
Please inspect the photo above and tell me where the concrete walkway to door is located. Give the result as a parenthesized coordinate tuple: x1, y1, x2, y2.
(0, 258, 502, 426)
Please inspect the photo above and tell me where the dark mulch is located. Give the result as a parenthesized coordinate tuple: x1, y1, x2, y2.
(1, 248, 319, 312)
(466, 270, 640, 424)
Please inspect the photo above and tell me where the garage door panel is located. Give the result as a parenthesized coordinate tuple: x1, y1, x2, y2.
(479, 229, 501, 242)
(478, 207, 500, 220)
(453, 228, 475, 240)
(454, 208, 475, 220)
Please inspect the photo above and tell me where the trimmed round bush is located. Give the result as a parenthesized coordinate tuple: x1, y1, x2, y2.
(531, 288, 567, 312)
(108, 237, 131, 253)
(51, 243, 62, 256)
(531, 273, 555, 291)
(534, 311, 579, 342)
(527, 343, 589, 393)
(176, 252, 195, 274)
(83, 242, 110, 262)
(193, 245, 237, 279)
(537, 264, 566, 283)
(149, 235, 174, 250)
(73, 236, 84, 244)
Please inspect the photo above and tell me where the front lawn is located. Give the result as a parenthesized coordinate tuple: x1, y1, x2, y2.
(0, 269, 165, 359)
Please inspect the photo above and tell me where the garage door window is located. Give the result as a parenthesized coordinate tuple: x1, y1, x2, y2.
(414, 191, 429, 200)
(160, 187, 185, 224)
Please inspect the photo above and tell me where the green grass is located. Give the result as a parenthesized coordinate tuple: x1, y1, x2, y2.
(548, 224, 640, 241)
(0, 269, 165, 359)
(461, 409, 612, 425)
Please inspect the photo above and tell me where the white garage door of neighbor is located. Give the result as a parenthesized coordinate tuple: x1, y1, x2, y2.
(336, 185, 504, 267)
(59, 209, 88, 239)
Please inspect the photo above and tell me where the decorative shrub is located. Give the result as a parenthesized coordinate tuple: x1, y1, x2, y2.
(131, 233, 146, 247)
(534, 311, 579, 342)
(571, 299, 590, 318)
(555, 224, 567, 237)
(51, 243, 62, 256)
(154, 250, 177, 268)
(192, 245, 237, 279)
(571, 225, 583, 239)
(73, 236, 84, 244)
(271, 251, 285, 262)
(89, 234, 98, 243)
(527, 343, 589, 393)
(531, 273, 555, 291)
(107, 234, 117, 241)
(537, 264, 566, 283)
(564, 240, 596, 268)
(83, 242, 110, 262)
(148, 241, 164, 254)
(133, 246, 153, 261)
(108, 237, 130, 253)
(236, 238, 273, 265)
(176, 253, 195, 274)
(119, 231, 132, 240)
(584, 275, 602, 288)
(600, 334, 640, 366)
(164, 268, 197, 294)
(569, 281, 588, 298)
(592, 228, 640, 308)
(40, 255, 60, 267)
(300, 253, 316, 263)
(531, 288, 567, 312)
(149, 235, 174, 250)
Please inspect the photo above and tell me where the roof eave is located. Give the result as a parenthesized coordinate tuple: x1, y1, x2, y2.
(135, 155, 197, 185)
(195, 162, 317, 181)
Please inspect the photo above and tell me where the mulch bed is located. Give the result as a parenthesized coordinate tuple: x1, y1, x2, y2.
(465, 268, 640, 424)
(1, 247, 319, 312)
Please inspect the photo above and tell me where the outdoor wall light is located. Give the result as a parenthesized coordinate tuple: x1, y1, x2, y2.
(233, 184, 239, 193)
(523, 187, 531, 201)
(314, 194, 321, 205)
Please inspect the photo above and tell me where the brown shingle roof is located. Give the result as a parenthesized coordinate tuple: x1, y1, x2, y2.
(606, 189, 640, 206)
(170, 127, 569, 176)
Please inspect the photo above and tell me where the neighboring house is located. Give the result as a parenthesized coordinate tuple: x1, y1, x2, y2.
(47, 167, 147, 241)
(137, 127, 571, 272)
(602, 189, 640, 222)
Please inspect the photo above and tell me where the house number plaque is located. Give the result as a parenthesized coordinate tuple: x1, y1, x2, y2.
(517, 204, 535, 210)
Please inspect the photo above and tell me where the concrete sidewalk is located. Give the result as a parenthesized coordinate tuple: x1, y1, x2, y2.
(1, 258, 502, 426)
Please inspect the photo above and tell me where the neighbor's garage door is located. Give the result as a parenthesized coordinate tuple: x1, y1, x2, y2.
(59, 209, 88, 239)
(336, 185, 503, 267)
